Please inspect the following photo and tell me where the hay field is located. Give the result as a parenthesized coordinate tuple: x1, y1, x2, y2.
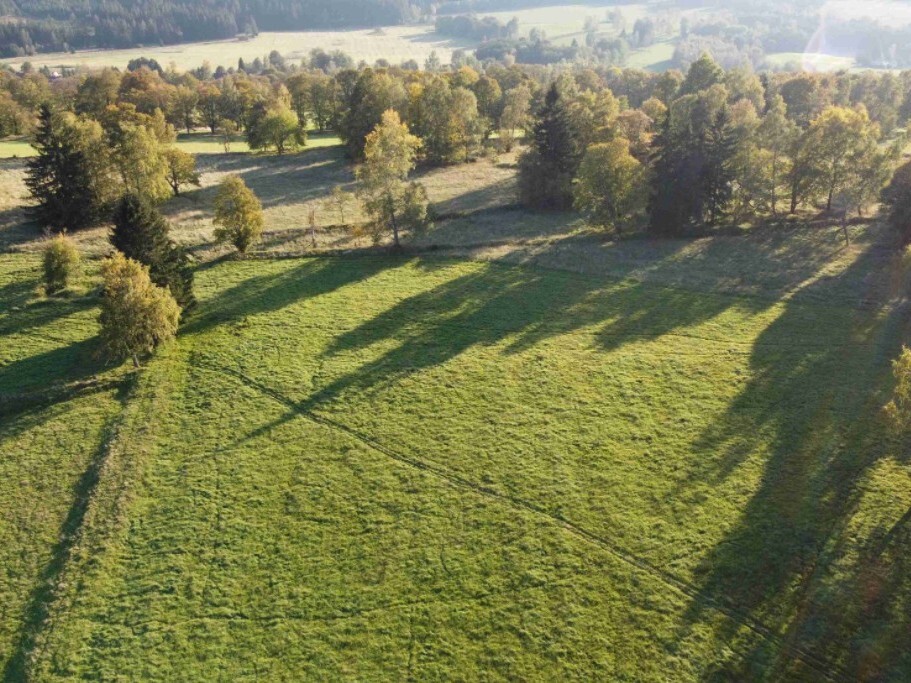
(0, 27, 474, 72)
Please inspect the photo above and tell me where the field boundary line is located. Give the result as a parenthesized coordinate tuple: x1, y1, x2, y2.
(195, 360, 848, 682)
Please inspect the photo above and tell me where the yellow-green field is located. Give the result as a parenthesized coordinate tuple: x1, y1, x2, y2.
(486, 3, 648, 44)
(2, 226, 911, 679)
(763, 52, 857, 72)
(0, 132, 342, 159)
(626, 40, 676, 71)
(0, 27, 473, 72)
(0, 3, 677, 73)
(2, 123, 911, 678)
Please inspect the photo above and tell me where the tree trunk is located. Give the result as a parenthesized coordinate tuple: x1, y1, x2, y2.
(390, 208, 400, 248)
(770, 156, 777, 215)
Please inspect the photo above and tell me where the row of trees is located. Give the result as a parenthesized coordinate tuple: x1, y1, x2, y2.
(517, 53, 907, 238)
(25, 104, 201, 231)
(38, 104, 425, 366)
(16, 53, 911, 246)
(7, 49, 911, 150)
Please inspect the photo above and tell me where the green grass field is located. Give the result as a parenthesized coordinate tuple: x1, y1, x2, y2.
(2, 223, 911, 678)
(2, 128, 911, 679)
(626, 40, 677, 71)
(0, 27, 473, 72)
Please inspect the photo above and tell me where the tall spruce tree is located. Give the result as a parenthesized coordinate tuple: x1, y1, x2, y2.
(26, 105, 105, 231)
(110, 193, 195, 309)
(701, 107, 737, 226)
(648, 89, 736, 234)
(518, 82, 582, 210)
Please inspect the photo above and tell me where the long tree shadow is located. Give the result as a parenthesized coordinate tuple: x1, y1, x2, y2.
(678, 234, 911, 679)
(164, 147, 353, 219)
(1, 378, 134, 683)
(0, 205, 37, 252)
(0, 337, 102, 395)
(219, 251, 748, 452)
(181, 255, 397, 336)
(0, 293, 96, 339)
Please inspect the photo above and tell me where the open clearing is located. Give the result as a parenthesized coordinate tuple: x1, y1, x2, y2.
(0, 132, 342, 160)
(0, 4, 674, 73)
(0, 27, 474, 72)
(483, 3, 648, 45)
(764, 52, 857, 72)
(3, 233, 911, 678)
(2, 139, 911, 678)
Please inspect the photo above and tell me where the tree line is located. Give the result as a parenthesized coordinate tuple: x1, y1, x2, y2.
(9, 49, 911, 243)
(515, 53, 911, 242)
(19, 49, 911, 376)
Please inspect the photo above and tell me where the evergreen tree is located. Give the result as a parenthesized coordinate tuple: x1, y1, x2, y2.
(647, 115, 695, 235)
(518, 82, 582, 210)
(680, 52, 724, 96)
(25, 105, 106, 231)
(648, 88, 735, 234)
(701, 107, 737, 226)
(110, 193, 195, 308)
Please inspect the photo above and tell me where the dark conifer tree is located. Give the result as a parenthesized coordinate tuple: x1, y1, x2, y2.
(518, 82, 581, 210)
(25, 104, 103, 231)
(648, 115, 692, 235)
(110, 193, 195, 308)
(648, 98, 736, 234)
(701, 108, 736, 226)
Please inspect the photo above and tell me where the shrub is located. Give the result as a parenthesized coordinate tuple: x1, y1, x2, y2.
(885, 346, 911, 435)
(42, 233, 81, 294)
(213, 176, 264, 254)
(99, 253, 180, 366)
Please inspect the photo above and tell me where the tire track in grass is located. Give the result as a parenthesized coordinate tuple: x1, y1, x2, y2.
(15, 354, 181, 682)
(195, 360, 848, 682)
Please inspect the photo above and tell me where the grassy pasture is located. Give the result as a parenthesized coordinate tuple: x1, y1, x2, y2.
(1, 243, 909, 679)
(484, 3, 648, 44)
(763, 52, 857, 72)
(0, 131, 342, 159)
(0, 254, 135, 680)
(0, 27, 473, 73)
(2, 131, 911, 678)
(0, 146, 520, 258)
(626, 40, 677, 71)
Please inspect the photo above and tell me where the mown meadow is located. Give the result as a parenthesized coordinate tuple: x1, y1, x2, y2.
(2, 224, 910, 678)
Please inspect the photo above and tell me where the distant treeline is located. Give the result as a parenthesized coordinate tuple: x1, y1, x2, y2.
(0, 0, 430, 57)
(434, 14, 519, 41)
(436, 0, 626, 15)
